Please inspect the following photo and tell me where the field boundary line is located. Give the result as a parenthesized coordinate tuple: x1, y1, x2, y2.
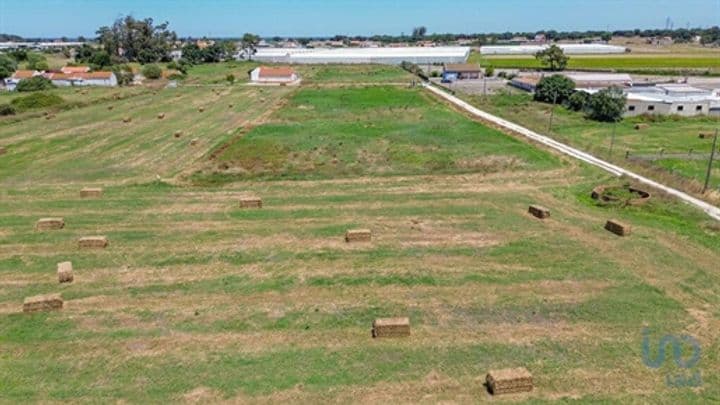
(423, 83, 720, 222)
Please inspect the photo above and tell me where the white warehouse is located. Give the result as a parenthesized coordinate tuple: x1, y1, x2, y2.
(250, 47, 471, 65)
(480, 44, 627, 55)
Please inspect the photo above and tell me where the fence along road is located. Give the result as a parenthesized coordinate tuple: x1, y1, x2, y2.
(423, 83, 720, 222)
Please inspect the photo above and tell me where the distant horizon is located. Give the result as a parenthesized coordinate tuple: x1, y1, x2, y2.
(1, 0, 718, 38)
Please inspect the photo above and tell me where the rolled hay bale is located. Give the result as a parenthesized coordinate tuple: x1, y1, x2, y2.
(0, 146, 6, 155)
(36, 218, 65, 231)
(228, 103, 234, 108)
(23, 293, 63, 313)
(486, 367, 533, 395)
(122, 116, 132, 123)
(605, 219, 631, 236)
(239, 197, 262, 208)
(45, 114, 55, 120)
(699, 132, 714, 139)
(57, 261, 73, 283)
(634, 123, 649, 131)
(174, 131, 183, 138)
(107, 105, 114, 111)
(198, 107, 205, 113)
(190, 138, 199, 146)
(528, 205, 550, 219)
(80, 187, 103, 198)
(345, 229, 371, 243)
(157, 112, 166, 119)
(372, 317, 410, 338)
(78, 236, 108, 249)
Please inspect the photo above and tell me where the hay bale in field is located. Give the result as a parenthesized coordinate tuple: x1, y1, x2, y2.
(23, 293, 63, 313)
(45, 114, 55, 120)
(78, 236, 108, 249)
(634, 123, 649, 131)
(123, 116, 132, 123)
(239, 197, 262, 208)
(528, 205, 550, 219)
(157, 112, 165, 119)
(190, 138, 199, 146)
(174, 130, 183, 138)
(80, 187, 103, 198)
(345, 229, 371, 243)
(0, 146, 6, 155)
(198, 107, 205, 113)
(605, 219, 631, 236)
(372, 317, 410, 338)
(228, 103, 234, 108)
(486, 367, 533, 395)
(699, 132, 714, 139)
(107, 105, 114, 111)
(57, 261, 73, 283)
(36, 218, 65, 231)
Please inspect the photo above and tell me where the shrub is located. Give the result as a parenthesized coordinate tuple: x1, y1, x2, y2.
(141, 64, 162, 80)
(534, 74, 575, 104)
(485, 66, 495, 77)
(565, 91, 590, 112)
(16, 76, 55, 92)
(0, 103, 16, 116)
(586, 87, 626, 122)
(430, 71, 440, 78)
(10, 92, 65, 111)
(226, 73, 235, 84)
(112, 64, 135, 86)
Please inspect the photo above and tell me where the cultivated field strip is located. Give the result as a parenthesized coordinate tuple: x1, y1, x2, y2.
(1, 170, 718, 402)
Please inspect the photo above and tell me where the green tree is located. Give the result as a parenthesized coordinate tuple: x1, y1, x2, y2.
(484, 66, 495, 77)
(141, 64, 162, 79)
(0, 54, 17, 80)
(535, 44, 569, 71)
(601, 32, 613, 42)
(534, 74, 575, 104)
(241, 33, 260, 60)
(16, 76, 55, 92)
(565, 91, 590, 111)
(586, 87, 626, 122)
(26, 53, 49, 70)
(96, 15, 176, 63)
(412, 26, 427, 40)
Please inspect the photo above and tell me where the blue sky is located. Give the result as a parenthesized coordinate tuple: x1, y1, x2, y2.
(1, 0, 718, 38)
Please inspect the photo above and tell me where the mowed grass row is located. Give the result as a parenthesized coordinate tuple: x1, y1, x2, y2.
(1, 170, 719, 402)
(469, 52, 720, 70)
(0, 85, 293, 185)
(199, 86, 559, 183)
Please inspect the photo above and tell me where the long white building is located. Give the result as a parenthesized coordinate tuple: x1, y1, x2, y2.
(250, 47, 470, 65)
(480, 44, 626, 55)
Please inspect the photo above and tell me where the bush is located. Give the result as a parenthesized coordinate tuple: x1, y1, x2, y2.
(226, 73, 235, 84)
(586, 87, 627, 122)
(565, 91, 590, 111)
(485, 66, 495, 77)
(16, 76, 55, 92)
(141, 64, 162, 80)
(534, 74, 575, 104)
(167, 73, 185, 81)
(0, 103, 16, 116)
(10, 92, 65, 111)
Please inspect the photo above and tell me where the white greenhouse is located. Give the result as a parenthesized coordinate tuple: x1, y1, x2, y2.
(480, 44, 627, 55)
(250, 47, 471, 65)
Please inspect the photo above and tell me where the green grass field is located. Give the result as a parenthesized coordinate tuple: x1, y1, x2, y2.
(469, 51, 720, 71)
(1, 64, 719, 402)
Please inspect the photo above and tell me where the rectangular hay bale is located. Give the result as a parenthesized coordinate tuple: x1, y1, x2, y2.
(486, 367, 533, 395)
(35, 218, 65, 231)
(23, 293, 63, 313)
(605, 219, 631, 236)
(78, 236, 108, 249)
(57, 261, 74, 283)
(372, 317, 410, 338)
(345, 229, 372, 243)
(634, 123, 649, 130)
(528, 205, 550, 219)
(239, 197, 262, 208)
(80, 187, 103, 198)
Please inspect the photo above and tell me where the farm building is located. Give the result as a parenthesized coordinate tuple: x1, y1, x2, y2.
(45, 71, 118, 87)
(510, 72, 632, 92)
(251, 46, 470, 65)
(249, 66, 299, 84)
(4, 70, 43, 91)
(442, 64, 482, 81)
(623, 85, 720, 117)
(480, 44, 626, 55)
(60, 66, 91, 74)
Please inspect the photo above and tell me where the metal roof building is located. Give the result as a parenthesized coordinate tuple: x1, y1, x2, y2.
(252, 47, 471, 65)
(480, 44, 626, 55)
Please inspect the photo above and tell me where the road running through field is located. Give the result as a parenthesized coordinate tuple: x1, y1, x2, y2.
(423, 83, 720, 222)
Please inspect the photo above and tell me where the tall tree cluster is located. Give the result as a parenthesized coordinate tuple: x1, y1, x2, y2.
(96, 16, 177, 64)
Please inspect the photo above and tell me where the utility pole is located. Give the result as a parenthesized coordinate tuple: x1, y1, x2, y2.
(548, 92, 558, 132)
(609, 121, 617, 158)
(702, 128, 719, 194)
